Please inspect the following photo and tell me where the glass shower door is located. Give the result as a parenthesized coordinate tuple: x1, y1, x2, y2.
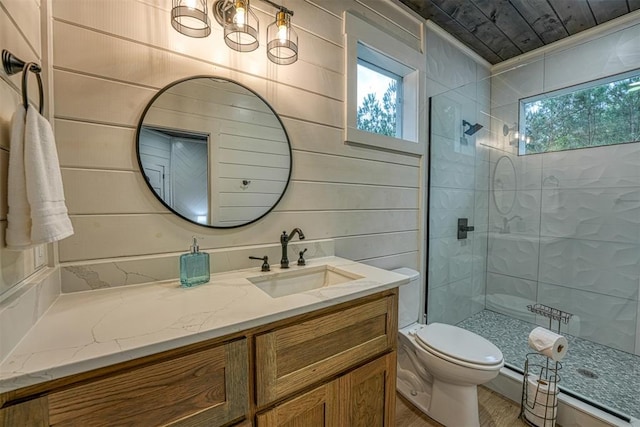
(427, 82, 490, 326)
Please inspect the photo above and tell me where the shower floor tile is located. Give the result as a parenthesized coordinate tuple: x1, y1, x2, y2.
(458, 310, 640, 421)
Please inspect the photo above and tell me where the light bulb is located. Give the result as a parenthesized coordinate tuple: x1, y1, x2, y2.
(234, 5, 246, 25)
(274, 11, 289, 43)
(185, 0, 197, 10)
(278, 24, 287, 42)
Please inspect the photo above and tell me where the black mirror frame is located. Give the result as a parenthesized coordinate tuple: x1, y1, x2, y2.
(135, 75, 293, 228)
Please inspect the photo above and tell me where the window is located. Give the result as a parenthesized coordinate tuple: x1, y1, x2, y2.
(357, 45, 405, 138)
(344, 12, 425, 155)
(519, 69, 640, 155)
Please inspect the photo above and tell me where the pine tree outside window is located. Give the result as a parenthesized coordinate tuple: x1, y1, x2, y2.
(357, 59, 402, 139)
(519, 70, 640, 155)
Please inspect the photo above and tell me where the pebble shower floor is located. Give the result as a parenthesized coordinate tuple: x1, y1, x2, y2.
(458, 310, 640, 421)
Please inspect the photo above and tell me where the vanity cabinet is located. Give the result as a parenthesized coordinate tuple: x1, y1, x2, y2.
(0, 289, 398, 427)
(0, 397, 48, 426)
(256, 378, 341, 426)
(255, 295, 396, 406)
(256, 353, 396, 427)
(48, 338, 249, 426)
(0, 338, 249, 427)
(255, 292, 397, 427)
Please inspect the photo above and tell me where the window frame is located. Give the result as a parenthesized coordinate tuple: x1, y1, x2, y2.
(344, 11, 425, 155)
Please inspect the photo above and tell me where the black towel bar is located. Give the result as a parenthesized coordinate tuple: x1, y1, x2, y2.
(2, 49, 44, 114)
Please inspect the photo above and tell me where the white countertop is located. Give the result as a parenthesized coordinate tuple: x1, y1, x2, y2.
(0, 257, 409, 394)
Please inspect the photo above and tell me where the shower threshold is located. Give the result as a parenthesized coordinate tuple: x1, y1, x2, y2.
(458, 310, 640, 421)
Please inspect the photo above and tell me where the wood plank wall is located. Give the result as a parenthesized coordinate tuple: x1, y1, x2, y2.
(0, 0, 43, 297)
(53, 0, 424, 272)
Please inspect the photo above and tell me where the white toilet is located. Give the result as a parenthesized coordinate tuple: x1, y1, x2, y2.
(393, 268, 504, 427)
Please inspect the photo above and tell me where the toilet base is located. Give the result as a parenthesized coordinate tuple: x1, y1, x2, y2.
(397, 368, 432, 416)
(397, 344, 481, 427)
(429, 379, 480, 427)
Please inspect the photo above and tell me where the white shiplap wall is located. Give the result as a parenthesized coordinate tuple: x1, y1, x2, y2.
(54, 1, 423, 272)
(0, 0, 62, 363)
(0, 0, 43, 297)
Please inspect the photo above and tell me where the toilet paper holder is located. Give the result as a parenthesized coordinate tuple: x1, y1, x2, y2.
(520, 354, 561, 427)
(519, 304, 573, 427)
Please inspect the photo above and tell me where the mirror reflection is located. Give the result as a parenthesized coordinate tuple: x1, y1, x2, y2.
(493, 155, 516, 215)
(136, 77, 291, 228)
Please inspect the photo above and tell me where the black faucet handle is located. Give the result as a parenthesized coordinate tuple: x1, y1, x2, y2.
(249, 255, 270, 271)
(297, 248, 307, 266)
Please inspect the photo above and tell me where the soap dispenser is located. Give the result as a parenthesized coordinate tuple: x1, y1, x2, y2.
(180, 237, 210, 288)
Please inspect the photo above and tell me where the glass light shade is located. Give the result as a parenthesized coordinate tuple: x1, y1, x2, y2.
(267, 11, 298, 65)
(171, 0, 211, 38)
(223, 0, 259, 52)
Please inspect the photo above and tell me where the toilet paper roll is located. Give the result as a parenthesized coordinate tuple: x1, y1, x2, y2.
(524, 375, 558, 427)
(528, 327, 568, 361)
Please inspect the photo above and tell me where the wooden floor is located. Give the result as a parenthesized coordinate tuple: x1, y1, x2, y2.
(395, 386, 528, 427)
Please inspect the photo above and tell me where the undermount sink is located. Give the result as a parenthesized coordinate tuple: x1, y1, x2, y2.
(247, 265, 364, 298)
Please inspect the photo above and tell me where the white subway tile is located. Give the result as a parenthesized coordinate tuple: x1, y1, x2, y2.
(539, 238, 640, 299)
(487, 234, 539, 280)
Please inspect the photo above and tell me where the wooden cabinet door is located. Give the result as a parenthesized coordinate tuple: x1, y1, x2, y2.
(256, 380, 340, 427)
(255, 295, 397, 406)
(0, 396, 48, 427)
(47, 338, 249, 427)
(339, 353, 396, 427)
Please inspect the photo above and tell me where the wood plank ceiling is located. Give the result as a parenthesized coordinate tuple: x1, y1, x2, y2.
(398, 0, 640, 64)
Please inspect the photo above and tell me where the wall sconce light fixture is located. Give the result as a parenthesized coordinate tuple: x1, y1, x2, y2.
(214, 0, 260, 52)
(172, 0, 298, 65)
(171, 0, 211, 38)
(266, 9, 298, 65)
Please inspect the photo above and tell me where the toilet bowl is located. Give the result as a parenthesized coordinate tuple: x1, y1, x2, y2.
(393, 268, 504, 427)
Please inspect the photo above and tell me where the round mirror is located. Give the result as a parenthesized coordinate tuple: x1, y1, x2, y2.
(136, 76, 292, 228)
(492, 155, 516, 215)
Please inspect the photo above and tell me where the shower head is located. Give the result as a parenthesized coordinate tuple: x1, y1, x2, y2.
(462, 120, 483, 136)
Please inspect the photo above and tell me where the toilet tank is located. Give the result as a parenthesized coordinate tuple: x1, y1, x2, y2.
(392, 267, 421, 329)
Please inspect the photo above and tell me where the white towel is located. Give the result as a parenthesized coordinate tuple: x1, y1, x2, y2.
(6, 107, 31, 249)
(6, 105, 74, 249)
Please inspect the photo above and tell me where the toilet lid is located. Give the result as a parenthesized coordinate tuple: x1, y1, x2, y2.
(415, 323, 503, 366)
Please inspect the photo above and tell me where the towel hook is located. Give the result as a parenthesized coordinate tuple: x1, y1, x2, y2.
(2, 49, 43, 114)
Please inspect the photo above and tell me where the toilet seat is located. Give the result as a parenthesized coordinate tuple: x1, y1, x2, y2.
(415, 323, 503, 370)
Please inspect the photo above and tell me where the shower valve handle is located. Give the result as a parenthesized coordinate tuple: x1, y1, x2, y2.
(458, 218, 474, 240)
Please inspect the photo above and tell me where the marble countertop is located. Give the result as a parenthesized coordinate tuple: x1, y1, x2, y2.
(0, 257, 409, 394)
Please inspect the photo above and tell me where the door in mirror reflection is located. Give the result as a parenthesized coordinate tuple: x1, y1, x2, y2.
(139, 127, 209, 224)
(136, 77, 292, 228)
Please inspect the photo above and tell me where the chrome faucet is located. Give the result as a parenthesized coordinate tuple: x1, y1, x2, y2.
(500, 215, 522, 234)
(280, 228, 305, 268)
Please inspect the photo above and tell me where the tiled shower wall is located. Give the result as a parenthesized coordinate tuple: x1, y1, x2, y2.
(488, 20, 640, 355)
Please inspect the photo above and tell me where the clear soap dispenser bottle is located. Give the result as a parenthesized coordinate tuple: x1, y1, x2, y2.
(180, 237, 210, 288)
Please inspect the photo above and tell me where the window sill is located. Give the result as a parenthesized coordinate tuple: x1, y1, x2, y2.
(344, 126, 423, 156)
